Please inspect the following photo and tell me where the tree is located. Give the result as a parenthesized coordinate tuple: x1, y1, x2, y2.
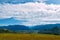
(51, 26, 60, 35)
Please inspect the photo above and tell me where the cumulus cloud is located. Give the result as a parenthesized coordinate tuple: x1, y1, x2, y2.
(0, 2, 60, 26)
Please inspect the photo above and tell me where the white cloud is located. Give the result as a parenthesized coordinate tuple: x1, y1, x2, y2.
(0, 2, 60, 26)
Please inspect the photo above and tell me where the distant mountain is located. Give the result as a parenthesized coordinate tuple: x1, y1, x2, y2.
(2, 25, 29, 31)
(0, 17, 27, 25)
(0, 24, 60, 31)
(31, 24, 60, 30)
(0, 24, 60, 35)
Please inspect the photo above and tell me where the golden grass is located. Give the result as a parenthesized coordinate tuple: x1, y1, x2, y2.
(0, 33, 60, 40)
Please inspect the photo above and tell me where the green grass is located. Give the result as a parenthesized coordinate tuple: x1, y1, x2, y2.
(0, 33, 60, 40)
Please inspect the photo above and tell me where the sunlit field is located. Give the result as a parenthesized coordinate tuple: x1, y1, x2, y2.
(0, 33, 60, 40)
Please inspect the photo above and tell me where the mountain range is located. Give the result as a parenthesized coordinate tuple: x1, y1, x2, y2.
(0, 17, 27, 26)
(0, 23, 60, 31)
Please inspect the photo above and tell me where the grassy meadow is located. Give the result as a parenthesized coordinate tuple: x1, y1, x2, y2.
(0, 33, 60, 40)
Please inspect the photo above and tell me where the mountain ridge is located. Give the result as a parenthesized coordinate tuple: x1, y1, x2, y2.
(0, 23, 60, 31)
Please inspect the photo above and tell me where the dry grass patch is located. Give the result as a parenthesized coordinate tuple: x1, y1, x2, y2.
(0, 33, 60, 40)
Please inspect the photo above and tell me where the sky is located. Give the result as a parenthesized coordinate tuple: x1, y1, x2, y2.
(0, 0, 60, 26)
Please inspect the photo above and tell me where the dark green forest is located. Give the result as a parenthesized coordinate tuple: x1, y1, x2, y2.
(0, 24, 60, 35)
